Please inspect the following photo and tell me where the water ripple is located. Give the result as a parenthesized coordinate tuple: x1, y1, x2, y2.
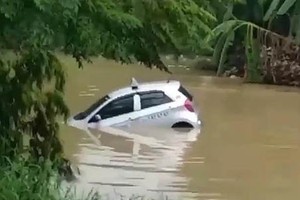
(67, 126, 202, 200)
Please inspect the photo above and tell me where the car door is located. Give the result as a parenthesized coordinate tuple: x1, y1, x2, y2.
(87, 93, 137, 128)
(130, 91, 174, 127)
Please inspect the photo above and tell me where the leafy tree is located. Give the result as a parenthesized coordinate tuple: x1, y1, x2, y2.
(0, 0, 217, 171)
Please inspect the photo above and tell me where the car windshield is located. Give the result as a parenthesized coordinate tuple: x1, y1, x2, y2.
(74, 95, 110, 120)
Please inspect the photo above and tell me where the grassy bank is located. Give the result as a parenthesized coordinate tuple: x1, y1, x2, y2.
(0, 161, 110, 200)
(0, 156, 92, 200)
(0, 157, 169, 200)
(0, 157, 65, 200)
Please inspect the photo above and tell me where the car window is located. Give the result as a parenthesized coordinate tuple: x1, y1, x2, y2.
(178, 85, 193, 101)
(74, 95, 110, 120)
(140, 91, 172, 109)
(90, 94, 134, 121)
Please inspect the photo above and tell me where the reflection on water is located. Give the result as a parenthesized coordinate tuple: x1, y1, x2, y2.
(60, 56, 300, 200)
(63, 126, 202, 200)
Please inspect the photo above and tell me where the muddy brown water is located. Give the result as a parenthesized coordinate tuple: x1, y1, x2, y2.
(59, 56, 300, 200)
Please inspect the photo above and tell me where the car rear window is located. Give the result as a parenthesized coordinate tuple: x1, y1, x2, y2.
(178, 85, 193, 101)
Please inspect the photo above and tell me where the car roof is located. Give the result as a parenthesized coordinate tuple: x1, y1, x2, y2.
(108, 79, 180, 99)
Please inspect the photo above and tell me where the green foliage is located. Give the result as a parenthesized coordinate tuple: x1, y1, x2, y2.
(263, 0, 280, 21)
(0, 156, 60, 200)
(244, 26, 262, 82)
(0, 156, 105, 200)
(209, 0, 300, 80)
(209, 20, 241, 75)
(0, 49, 68, 161)
(0, 156, 173, 200)
(277, 0, 297, 15)
(128, 0, 218, 56)
(60, 0, 218, 69)
(289, 0, 300, 42)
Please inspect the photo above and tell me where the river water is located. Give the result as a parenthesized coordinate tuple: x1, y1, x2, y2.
(60, 56, 300, 200)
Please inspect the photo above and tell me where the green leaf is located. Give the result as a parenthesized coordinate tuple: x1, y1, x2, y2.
(293, 15, 300, 43)
(211, 20, 241, 38)
(216, 31, 235, 76)
(258, 0, 267, 6)
(263, 0, 280, 21)
(294, 0, 300, 14)
(132, 0, 145, 19)
(210, 19, 249, 76)
(277, 0, 297, 15)
(290, 1, 300, 40)
(223, 3, 234, 21)
(0, 190, 18, 200)
(213, 34, 227, 64)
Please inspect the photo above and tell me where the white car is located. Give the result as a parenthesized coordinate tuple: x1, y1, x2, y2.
(67, 78, 201, 129)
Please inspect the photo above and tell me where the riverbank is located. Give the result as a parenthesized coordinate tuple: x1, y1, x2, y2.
(1, 162, 174, 200)
(2, 50, 300, 88)
(1, 157, 163, 200)
(161, 50, 300, 87)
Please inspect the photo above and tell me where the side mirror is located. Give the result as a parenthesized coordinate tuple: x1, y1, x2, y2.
(95, 114, 101, 121)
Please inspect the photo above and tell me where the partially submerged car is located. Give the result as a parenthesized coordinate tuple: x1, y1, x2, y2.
(67, 78, 201, 129)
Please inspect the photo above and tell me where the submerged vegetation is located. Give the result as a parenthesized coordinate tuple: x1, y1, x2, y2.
(1, 0, 300, 199)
